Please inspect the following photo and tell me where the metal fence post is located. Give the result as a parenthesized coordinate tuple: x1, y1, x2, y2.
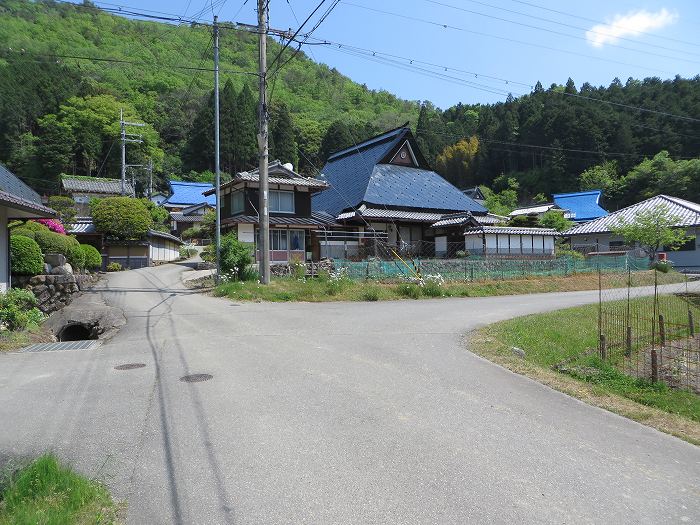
(599, 333, 606, 360)
(625, 326, 632, 358)
(689, 309, 695, 337)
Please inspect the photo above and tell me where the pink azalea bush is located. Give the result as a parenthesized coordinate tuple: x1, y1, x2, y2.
(33, 218, 66, 235)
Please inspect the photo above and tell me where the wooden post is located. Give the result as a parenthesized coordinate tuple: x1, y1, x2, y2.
(625, 326, 632, 358)
(651, 348, 658, 382)
(689, 309, 695, 337)
(599, 333, 607, 360)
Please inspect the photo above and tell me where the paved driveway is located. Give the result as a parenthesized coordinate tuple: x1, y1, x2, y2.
(1, 262, 699, 524)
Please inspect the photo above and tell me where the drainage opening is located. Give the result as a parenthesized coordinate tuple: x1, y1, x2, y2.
(180, 373, 213, 383)
(58, 323, 97, 342)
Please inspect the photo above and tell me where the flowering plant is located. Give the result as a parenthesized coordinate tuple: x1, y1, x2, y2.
(33, 218, 66, 235)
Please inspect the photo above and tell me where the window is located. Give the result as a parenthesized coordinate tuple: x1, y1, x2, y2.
(271, 230, 288, 250)
(231, 191, 244, 214)
(270, 190, 294, 213)
(289, 230, 305, 251)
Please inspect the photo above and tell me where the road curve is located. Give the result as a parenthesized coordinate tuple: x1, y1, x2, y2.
(0, 262, 698, 524)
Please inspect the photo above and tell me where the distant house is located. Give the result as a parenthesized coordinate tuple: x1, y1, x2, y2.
(61, 175, 135, 215)
(312, 125, 487, 258)
(170, 202, 213, 237)
(464, 226, 559, 257)
(509, 203, 569, 220)
(565, 194, 700, 270)
(205, 161, 332, 263)
(0, 163, 56, 291)
(149, 192, 167, 206)
(553, 190, 608, 223)
(69, 218, 183, 268)
(161, 181, 215, 211)
(462, 186, 486, 205)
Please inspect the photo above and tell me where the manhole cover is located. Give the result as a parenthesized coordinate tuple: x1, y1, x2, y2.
(114, 363, 146, 370)
(180, 373, 213, 383)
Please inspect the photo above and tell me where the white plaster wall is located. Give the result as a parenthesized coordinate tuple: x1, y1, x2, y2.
(238, 223, 255, 243)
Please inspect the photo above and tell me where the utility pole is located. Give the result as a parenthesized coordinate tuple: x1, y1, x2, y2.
(257, 0, 271, 284)
(147, 158, 153, 198)
(214, 16, 222, 284)
(120, 109, 144, 196)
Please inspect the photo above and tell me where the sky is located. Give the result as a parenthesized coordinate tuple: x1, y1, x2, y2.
(79, 0, 700, 109)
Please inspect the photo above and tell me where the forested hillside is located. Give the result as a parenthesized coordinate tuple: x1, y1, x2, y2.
(1, 0, 700, 211)
(0, 0, 417, 193)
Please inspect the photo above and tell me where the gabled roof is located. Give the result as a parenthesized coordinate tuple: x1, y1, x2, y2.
(62, 175, 135, 196)
(337, 205, 445, 223)
(462, 186, 486, 201)
(431, 212, 507, 228)
(565, 195, 700, 236)
(204, 160, 327, 195)
(164, 180, 216, 206)
(181, 202, 212, 215)
(509, 203, 560, 217)
(312, 126, 487, 217)
(0, 163, 55, 218)
(553, 190, 608, 222)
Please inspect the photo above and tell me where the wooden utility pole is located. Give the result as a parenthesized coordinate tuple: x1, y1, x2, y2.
(257, 0, 271, 284)
(214, 15, 222, 284)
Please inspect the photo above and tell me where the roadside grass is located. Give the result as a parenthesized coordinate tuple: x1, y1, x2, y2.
(0, 454, 120, 524)
(210, 270, 687, 303)
(471, 302, 700, 445)
(0, 325, 53, 353)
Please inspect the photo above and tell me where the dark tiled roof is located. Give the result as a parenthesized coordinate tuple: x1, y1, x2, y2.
(0, 189, 56, 218)
(312, 127, 487, 217)
(565, 195, 700, 235)
(0, 163, 43, 204)
(553, 190, 608, 222)
(164, 181, 216, 206)
(170, 212, 204, 224)
(69, 218, 97, 234)
(222, 212, 336, 227)
(464, 226, 559, 236)
(337, 206, 445, 223)
(148, 229, 184, 244)
(181, 202, 212, 215)
(62, 175, 135, 196)
(204, 161, 327, 196)
(431, 212, 507, 228)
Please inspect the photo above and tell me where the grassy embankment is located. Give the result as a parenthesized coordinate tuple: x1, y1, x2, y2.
(0, 454, 119, 524)
(472, 298, 700, 445)
(209, 270, 686, 302)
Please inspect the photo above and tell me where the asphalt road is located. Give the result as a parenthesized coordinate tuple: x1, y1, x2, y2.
(1, 262, 699, 524)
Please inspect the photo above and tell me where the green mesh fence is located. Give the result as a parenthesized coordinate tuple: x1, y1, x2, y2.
(333, 255, 650, 281)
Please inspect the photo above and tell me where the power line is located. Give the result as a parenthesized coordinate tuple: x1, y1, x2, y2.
(267, 0, 329, 72)
(338, 1, 685, 76)
(423, 0, 700, 59)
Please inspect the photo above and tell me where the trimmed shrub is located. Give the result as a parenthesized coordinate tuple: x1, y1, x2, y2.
(106, 262, 122, 272)
(10, 236, 44, 276)
(0, 288, 44, 330)
(33, 218, 66, 234)
(33, 229, 84, 269)
(80, 244, 102, 270)
(9, 228, 36, 240)
(17, 220, 50, 232)
(91, 197, 152, 240)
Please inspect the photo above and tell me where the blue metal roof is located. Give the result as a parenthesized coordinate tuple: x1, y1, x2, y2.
(164, 180, 216, 206)
(552, 190, 608, 223)
(312, 127, 486, 217)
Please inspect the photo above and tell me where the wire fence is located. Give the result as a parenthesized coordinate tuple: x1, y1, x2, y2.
(599, 263, 700, 394)
(332, 252, 649, 281)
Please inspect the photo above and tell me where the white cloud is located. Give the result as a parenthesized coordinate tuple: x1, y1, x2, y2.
(586, 8, 679, 48)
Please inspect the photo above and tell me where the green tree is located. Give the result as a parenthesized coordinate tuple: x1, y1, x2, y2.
(481, 178, 519, 216)
(48, 196, 78, 225)
(141, 198, 170, 232)
(232, 84, 258, 172)
(435, 136, 479, 188)
(269, 102, 298, 169)
(610, 204, 693, 260)
(91, 197, 152, 240)
(538, 210, 573, 232)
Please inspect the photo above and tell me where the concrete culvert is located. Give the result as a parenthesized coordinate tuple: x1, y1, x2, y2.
(57, 323, 98, 342)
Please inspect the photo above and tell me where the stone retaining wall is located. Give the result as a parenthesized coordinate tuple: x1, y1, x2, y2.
(12, 273, 100, 314)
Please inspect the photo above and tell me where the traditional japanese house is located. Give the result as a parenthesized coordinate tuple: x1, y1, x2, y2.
(204, 161, 333, 263)
(311, 124, 487, 258)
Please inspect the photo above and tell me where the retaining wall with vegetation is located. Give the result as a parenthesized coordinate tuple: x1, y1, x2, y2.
(12, 273, 99, 314)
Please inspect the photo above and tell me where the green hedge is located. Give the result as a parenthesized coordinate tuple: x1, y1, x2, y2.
(91, 197, 152, 240)
(0, 288, 44, 330)
(10, 236, 44, 276)
(33, 229, 85, 269)
(80, 244, 102, 270)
